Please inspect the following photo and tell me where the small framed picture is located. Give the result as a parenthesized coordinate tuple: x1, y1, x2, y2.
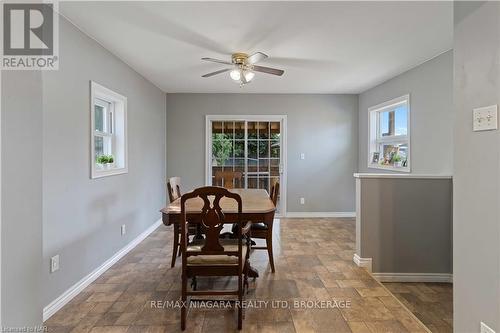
(371, 152, 380, 164)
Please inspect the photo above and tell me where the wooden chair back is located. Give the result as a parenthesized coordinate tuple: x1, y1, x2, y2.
(167, 177, 182, 203)
(180, 186, 244, 257)
(270, 182, 280, 206)
(180, 186, 250, 330)
(214, 171, 242, 189)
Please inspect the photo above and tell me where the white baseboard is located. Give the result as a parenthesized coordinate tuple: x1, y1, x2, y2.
(352, 255, 452, 283)
(353, 254, 373, 272)
(43, 219, 162, 321)
(372, 272, 453, 283)
(286, 212, 356, 218)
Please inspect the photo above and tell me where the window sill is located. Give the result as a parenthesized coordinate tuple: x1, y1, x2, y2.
(91, 167, 128, 179)
(368, 164, 410, 173)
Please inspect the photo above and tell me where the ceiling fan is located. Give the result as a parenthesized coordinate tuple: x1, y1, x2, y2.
(201, 52, 284, 86)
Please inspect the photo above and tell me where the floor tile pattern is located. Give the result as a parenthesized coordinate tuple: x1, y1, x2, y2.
(383, 283, 453, 333)
(46, 218, 431, 333)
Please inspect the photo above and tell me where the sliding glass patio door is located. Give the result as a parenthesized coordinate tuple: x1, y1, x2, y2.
(206, 116, 286, 215)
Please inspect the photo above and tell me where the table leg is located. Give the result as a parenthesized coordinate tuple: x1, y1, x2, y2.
(248, 265, 259, 278)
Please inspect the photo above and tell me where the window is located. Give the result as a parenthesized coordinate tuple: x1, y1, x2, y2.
(94, 98, 113, 158)
(368, 95, 410, 172)
(90, 81, 127, 178)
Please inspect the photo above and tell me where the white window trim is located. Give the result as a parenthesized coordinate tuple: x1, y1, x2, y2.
(90, 81, 128, 179)
(205, 115, 287, 217)
(367, 94, 411, 172)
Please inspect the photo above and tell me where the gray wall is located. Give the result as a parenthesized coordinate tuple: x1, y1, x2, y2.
(1, 72, 44, 325)
(356, 177, 452, 274)
(453, 2, 500, 332)
(358, 51, 453, 174)
(166, 94, 358, 213)
(41, 18, 166, 306)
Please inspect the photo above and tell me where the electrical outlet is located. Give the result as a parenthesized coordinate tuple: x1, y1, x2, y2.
(50, 255, 60, 273)
(300, 153, 305, 160)
(300, 197, 305, 205)
(481, 322, 495, 333)
(121, 224, 126, 236)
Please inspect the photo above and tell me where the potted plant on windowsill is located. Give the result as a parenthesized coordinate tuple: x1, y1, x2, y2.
(392, 154, 403, 168)
(96, 154, 115, 170)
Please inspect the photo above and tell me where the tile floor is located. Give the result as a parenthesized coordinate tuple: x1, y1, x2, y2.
(45, 218, 432, 332)
(383, 283, 453, 333)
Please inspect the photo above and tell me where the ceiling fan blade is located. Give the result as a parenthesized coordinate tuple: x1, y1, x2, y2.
(247, 52, 268, 64)
(202, 68, 230, 78)
(252, 65, 284, 76)
(201, 57, 232, 65)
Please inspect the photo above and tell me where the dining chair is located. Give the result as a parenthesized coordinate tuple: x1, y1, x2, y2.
(167, 177, 183, 267)
(250, 182, 279, 273)
(167, 176, 182, 201)
(167, 177, 199, 268)
(214, 170, 243, 189)
(180, 186, 251, 331)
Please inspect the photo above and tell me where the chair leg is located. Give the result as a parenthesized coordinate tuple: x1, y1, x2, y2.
(181, 272, 187, 330)
(238, 273, 243, 330)
(243, 259, 249, 293)
(171, 224, 180, 268)
(266, 234, 275, 273)
(190, 276, 197, 291)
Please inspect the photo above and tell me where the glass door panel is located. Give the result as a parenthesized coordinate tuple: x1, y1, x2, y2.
(211, 121, 224, 186)
(246, 121, 276, 205)
(233, 121, 245, 188)
(258, 121, 269, 139)
(210, 119, 284, 214)
(270, 122, 280, 140)
(246, 121, 260, 189)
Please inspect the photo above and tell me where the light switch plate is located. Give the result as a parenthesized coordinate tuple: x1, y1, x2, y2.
(481, 322, 495, 333)
(473, 105, 498, 131)
(300, 153, 305, 160)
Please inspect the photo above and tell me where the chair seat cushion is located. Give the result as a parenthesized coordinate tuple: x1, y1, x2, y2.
(251, 222, 268, 230)
(186, 239, 247, 266)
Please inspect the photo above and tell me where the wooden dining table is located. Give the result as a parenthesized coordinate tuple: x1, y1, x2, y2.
(160, 188, 276, 278)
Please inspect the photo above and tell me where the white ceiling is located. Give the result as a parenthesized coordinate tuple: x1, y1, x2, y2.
(60, 1, 453, 94)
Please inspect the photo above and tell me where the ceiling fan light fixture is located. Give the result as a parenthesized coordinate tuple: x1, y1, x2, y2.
(244, 71, 255, 82)
(230, 68, 241, 81)
(202, 52, 283, 85)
